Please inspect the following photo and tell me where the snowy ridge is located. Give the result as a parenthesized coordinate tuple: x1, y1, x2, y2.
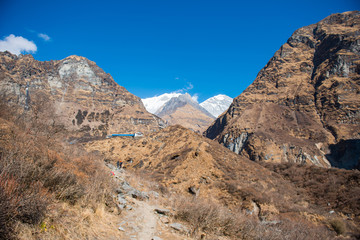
(155, 93, 214, 118)
(200, 94, 233, 117)
(142, 93, 181, 114)
(142, 92, 232, 118)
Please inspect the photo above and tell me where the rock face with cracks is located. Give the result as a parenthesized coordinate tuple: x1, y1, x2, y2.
(205, 11, 360, 169)
(0, 52, 165, 138)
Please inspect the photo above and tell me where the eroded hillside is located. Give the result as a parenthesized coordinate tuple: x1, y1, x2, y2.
(0, 52, 164, 138)
(85, 125, 360, 238)
(205, 11, 360, 169)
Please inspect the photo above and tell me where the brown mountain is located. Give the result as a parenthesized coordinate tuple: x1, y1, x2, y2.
(205, 11, 360, 169)
(0, 52, 164, 138)
(155, 93, 215, 133)
(85, 125, 360, 238)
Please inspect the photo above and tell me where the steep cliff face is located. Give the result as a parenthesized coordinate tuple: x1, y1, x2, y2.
(0, 52, 164, 137)
(205, 11, 360, 169)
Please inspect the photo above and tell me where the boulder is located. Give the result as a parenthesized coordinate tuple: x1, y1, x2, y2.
(169, 222, 189, 233)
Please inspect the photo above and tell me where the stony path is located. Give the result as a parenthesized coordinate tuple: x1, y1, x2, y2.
(107, 163, 187, 240)
(137, 201, 158, 239)
(119, 199, 159, 240)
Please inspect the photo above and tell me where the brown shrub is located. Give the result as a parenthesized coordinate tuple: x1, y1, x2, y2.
(262, 162, 360, 216)
(174, 197, 256, 237)
(0, 101, 115, 238)
(172, 195, 336, 239)
(0, 173, 48, 239)
(330, 218, 347, 235)
(256, 219, 334, 240)
(0, 174, 19, 240)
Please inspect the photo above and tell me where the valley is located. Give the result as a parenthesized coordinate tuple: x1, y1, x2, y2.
(0, 10, 359, 240)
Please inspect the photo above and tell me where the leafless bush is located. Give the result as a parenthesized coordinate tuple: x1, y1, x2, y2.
(264, 219, 334, 240)
(74, 154, 115, 206)
(174, 197, 257, 237)
(0, 174, 18, 240)
(173, 196, 337, 239)
(0, 100, 115, 238)
(262, 162, 360, 216)
(0, 173, 48, 239)
(44, 169, 85, 203)
(329, 218, 346, 235)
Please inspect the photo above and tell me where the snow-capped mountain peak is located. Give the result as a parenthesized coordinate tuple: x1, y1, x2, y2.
(155, 93, 214, 118)
(200, 94, 233, 117)
(142, 92, 182, 114)
(142, 93, 232, 118)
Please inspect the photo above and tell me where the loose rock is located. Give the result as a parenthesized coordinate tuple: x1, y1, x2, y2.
(152, 237, 163, 240)
(169, 222, 189, 233)
(154, 208, 170, 215)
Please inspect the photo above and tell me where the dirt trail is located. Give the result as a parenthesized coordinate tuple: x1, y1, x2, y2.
(109, 165, 188, 240)
(120, 199, 158, 240)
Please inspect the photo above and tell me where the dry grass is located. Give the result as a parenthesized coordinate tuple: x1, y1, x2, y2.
(171, 196, 335, 240)
(261, 162, 360, 216)
(173, 196, 249, 237)
(85, 143, 342, 240)
(16, 202, 122, 240)
(0, 102, 117, 239)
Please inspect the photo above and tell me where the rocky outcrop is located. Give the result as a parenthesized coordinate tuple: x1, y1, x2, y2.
(0, 52, 164, 137)
(205, 11, 360, 169)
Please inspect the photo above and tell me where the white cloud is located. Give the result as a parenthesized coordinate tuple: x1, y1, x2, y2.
(185, 82, 194, 91)
(38, 33, 50, 41)
(191, 94, 199, 103)
(0, 34, 37, 55)
(176, 82, 194, 93)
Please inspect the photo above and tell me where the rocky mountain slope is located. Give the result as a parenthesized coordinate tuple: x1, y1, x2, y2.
(205, 11, 360, 169)
(85, 125, 360, 238)
(155, 93, 215, 132)
(200, 94, 233, 117)
(0, 52, 164, 138)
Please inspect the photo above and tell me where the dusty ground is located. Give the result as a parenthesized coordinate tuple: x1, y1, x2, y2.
(110, 165, 193, 240)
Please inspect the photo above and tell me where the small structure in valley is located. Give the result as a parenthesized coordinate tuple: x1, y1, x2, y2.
(106, 132, 144, 138)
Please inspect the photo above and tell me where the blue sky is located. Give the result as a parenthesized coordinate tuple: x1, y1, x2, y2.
(0, 0, 358, 102)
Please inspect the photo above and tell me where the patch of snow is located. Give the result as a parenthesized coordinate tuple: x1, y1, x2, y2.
(142, 92, 182, 114)
(200, 94, 233, 117)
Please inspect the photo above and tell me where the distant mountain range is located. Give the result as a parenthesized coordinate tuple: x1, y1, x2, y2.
(142, 93, 232, 132)
(142, 93, 232, 118)
(155, 93, 213, 117)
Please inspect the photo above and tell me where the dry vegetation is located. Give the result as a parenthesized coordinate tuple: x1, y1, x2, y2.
(86, 124, 360, 239)
(261, 162, 360, 217)
(172, 197, 335, 240)
(2, 98, 359, 239)
(0, 102, 119, 239)
(125, 168, 337, 240)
